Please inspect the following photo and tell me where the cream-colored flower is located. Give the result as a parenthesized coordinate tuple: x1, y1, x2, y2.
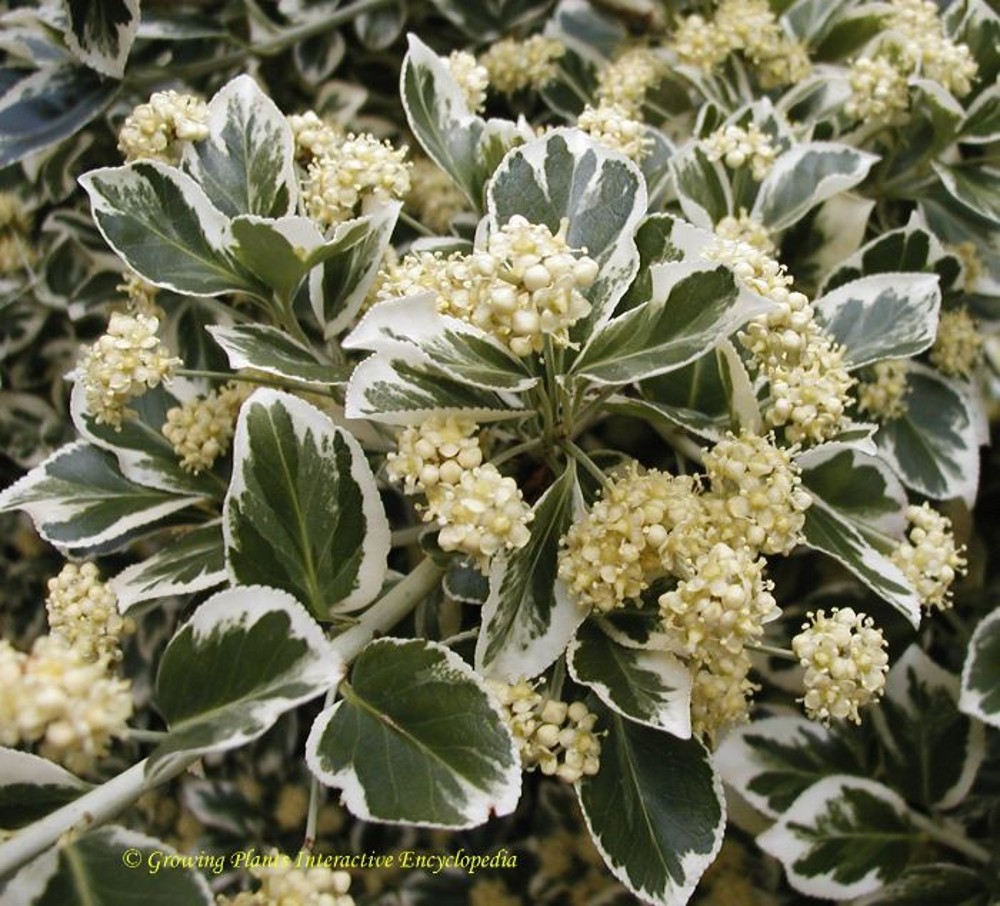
(480, 36, 565, 94)
(558, 465, 706, 614)
(46, 562, 131, 664)
(162, 381, 250, 473)
(857, 359, 910, 420)
(891, 503, 967, 611)
(0, 192, 35, 275)
(845, 57, 911, 125)
(78, 312, 181, 429)
(703, 431, 811, 555)
(886, 0, 978, 97)
(689, 647, 756, 742)
(577, 103, 651, 162)
(406, 159, 469, 233)
(671, 14, 730, 71)
(118, 90, 209, 163)
(595, 47, 665, 118)
(386, 416, 483, 494)
(930, 307, 984, 379)
(287, 110, 342, 163)
(447, 49, 489, 112)
(302, 133, 410, 226)
(217, 850, 354, 905)
(714, 210, 775, 254)
(792, 608, 889, 724)
(702, 123, 777, 180)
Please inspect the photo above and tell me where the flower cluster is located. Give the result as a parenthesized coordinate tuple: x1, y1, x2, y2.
(891, 503, 967, 611)
(479, 36, 565, 95)
(446, 50, 489, 112)
(386, 417, 532, 570)
(577, 104, 651, 163)
(77, 312, 181, 428)
(557, 465, 705, 614)
(792, 608, 889, 724)
(302, 133, 411, 226)
(218, 852, 354, 906)
(46, 562, 132, 664)
(119, 271, 163, 318)
(885, 0, 978, 98)
(856, 360, 910, 421)
(702, 431, 811, 556)
(288, 110, 342, 163)
(117, 90, 210, 164)
(486, 679, 601, 784)
(701, 123, 778, 181)
(162, 381, 251, 473)
(713, 239, 855, 445)
(0, 635, 133, 774)
(659, 543, 776, 739)
(594, 48, 666, 118)
(672, 0, 810, 88)
(845, 56, 911, 127)
(714, 210, 774, 254)
(930, 307, 984, 379)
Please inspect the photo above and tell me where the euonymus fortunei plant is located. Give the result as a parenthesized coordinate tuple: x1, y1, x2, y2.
(0, 0, 999, 903)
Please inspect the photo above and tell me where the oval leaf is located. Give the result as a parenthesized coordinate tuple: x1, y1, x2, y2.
(224, 389, 390, 618)
(0, 748, 89, 832)
(149, 585, 340, 784)
(306, 637, 521, 828)
(960, 607, 1000, 728)
(63, 0, 140, 78)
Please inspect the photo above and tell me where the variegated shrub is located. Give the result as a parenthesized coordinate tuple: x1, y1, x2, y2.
(1, 1, 1000, 904)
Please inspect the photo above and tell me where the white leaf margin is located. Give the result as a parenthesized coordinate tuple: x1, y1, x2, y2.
(223, 389, 391, 613)
(960, 607, 1000, 729)
(305, 637, 522, 829)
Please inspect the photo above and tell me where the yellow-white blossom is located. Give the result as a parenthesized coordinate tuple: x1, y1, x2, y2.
(949, 241, 983, 293)
(0, 636, 133, 774)
(117, 90, 209, 163)
(689, 648, 756, 742)
(287, 110, 342, 163)
(857, 360, 910, 420)
(671, 14, 730, 71)
(487, 679, 601, 784)
(764, 347, 855, 445)
(577, 103, 651, 162)
(162, 382, 250, 473)
(930, 307, 984, 379)
(385, 416, 483, 494)
(558, 466, 706, 614)
(702, 123, 777, 180)
(77, 312, 181, 429)
(217, 851, 354, 906)
(891, 503, 967, 611)
(595, 48, 665, 118)
(703, 431, 811, 556)
(0, 192, 35, 275)
(46, 562, 131, 664)
(119, 272, 162, 318)
(792, 608, 889, 724)
(480, 36, 565, 95)
(714, 210, 774, 254)
(886, 0, 978, 97)
(447, 49, 489, 112)
(845, 57, 911, 125)
(302, 133, 410, 226)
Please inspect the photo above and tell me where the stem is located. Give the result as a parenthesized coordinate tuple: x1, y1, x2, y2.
(399, 211, 434, 238)
(910, 812, 991, 865)
(390, 525, 425, 548)
(650, 423, 705, 465)
(560, 439, 610, 489)
(440, 628, 480, 647)
(177, 368, 337, 398)
(0, 557, 445, 880)
(303, 686, 336, 852)
(490, 437, 543, 468)
(125, 728, 167, 744)
(747, 642, 799, 663)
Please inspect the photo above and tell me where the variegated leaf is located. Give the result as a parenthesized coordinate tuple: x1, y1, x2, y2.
(0, 442, 202, 554)
(306, 638, 520, 827)
(208, 324, 347, 388)
(79, 161, 263, 298)
(568, 622, 691, 738)
(960, 607, 1000, 728)
(572, 264, 766, 385)
(932, 162, 1000, 223)
(224, 390, 390, 618)
(475, 463, 583, 680)
(578, 706, 725, 906)
(345, 351, 526, 425)
(149, 585, 339, 784)
(487, 127, 646, 341)
(63, 0, 139, 78)
(110, 523, 227, 613)
(875, 363, 985, 506)
(181, 74, 297, 219)
(1, 826, 212, 905)
(876, 645, 985, 810)
(752, 142, 878, 231)
(0, 748, 89, 831)
(961, 82, 1000, 144)
(813, 273, 940, 369)
(716, 716, 870, 819)
(669, 144, 732, 229)
(344, 294, 537, 392)
(757, 777, 918, 900)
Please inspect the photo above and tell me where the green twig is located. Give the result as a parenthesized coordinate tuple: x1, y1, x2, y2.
(560, 438, 610, 489)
